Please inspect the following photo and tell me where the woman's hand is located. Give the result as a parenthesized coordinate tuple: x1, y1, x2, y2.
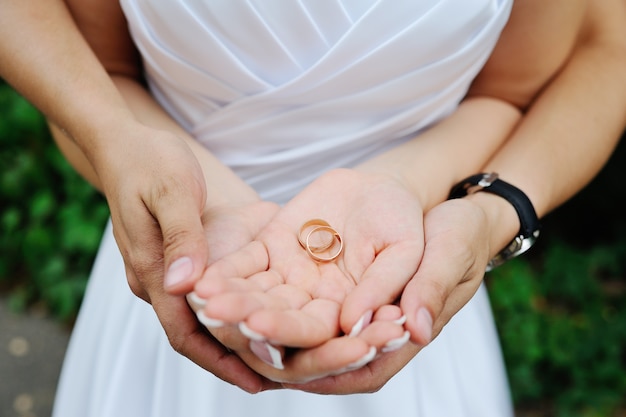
(191, 168, 424, 382)
(400, 198, 492, 345)
(187, 301, 410, 384)
(276, 197, 492, 393)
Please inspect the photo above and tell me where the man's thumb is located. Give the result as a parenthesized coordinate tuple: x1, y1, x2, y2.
(158, 205, 209, 295)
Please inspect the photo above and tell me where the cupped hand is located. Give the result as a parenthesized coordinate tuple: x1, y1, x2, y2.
(400, 197, 491, 346)
(94, 123, 281, 392)
(187, 298, 410, 384)
(282, 339, 422, 394)
(192, 168, 425, 382)
(277, 198, 492, 393)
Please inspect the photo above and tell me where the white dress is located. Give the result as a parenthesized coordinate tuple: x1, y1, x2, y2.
(53, 1, 515, 416)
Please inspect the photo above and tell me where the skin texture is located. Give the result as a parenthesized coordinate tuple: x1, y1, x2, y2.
(1, 0, 625, 394)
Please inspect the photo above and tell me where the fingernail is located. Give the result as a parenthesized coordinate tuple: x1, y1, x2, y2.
(249, 340, 284, 370)
(196, 310, 224, 328)
(392, 314, 407, 326)
(186, 292, 206, 310)
(239, 322, 266, 342)
(345, 346, 377, 371)
(329, 346, 378, 376)
(382, 330, 411, 353)
(349, 310, 373, 337)
(165, 257, 193, 288)
(416, 308, 433, 344)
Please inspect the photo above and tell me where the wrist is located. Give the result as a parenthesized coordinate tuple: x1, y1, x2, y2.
(450, 173, 541, 270)
(354, 160, 446, 213)
(67, 110, 143, 173)
(464, 192, 520, 258)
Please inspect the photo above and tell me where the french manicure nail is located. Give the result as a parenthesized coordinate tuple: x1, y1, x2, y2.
(349, 310, 373, 337)
(249, 340, 284, 370)
(165, 257, 193, 288)
(239, 322, 266, 342)
(382, 330, 411, 353)
(186, 292, 206, 310)
(196, 310, 224, 328)
(416, 308, 433, 344)
(345, 346, 377, 371)
(392, 314, 407, 326)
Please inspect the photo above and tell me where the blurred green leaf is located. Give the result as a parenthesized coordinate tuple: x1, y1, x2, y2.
(1, 80, 107, 321)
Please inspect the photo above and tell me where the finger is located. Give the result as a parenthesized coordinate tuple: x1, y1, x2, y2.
(192, 269, 283, 300)
(218, 334, 372, 384)
(248, 340, 287, 371)
(340, 242, 422, 336)
(274, 337, 374, 384)
(150, 292, 280, 393)
(194, 241, 270, 297)
(373, 304, 405, 322)
(244, 298, 341, 348)
(148, 180, 209, 294)
(287, 342, 421, 394)
(356, 320, 410, 353)
(109, 204, 164, 301)
(400, 234, 482, 346)
(124, 264, 150, 302)
(202, 285, 311, 325)
(206, 322, 253, 352)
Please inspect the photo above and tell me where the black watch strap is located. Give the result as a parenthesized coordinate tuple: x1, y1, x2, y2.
(448, 173, 541, 271)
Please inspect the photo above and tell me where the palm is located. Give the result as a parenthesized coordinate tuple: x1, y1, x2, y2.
(192, 169, 424, 382)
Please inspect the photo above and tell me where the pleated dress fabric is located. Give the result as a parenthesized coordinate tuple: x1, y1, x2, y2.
(53, 1, 515, 416)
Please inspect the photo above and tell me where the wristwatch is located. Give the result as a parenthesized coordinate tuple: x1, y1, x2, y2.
(448, 173, 541, 271)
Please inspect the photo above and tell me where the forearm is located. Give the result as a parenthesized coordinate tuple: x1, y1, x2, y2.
(472, 26, 626, 256)
(0, 0, 256, 207)
(50, 75, 260, 207)
(356, 97, 521, 211)
(111, 76, 260, 207)
(0, 0, 135, 166)
(354, 1, 601, 214)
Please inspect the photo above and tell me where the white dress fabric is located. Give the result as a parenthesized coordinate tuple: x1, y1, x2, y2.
(53, 1, 515, 416)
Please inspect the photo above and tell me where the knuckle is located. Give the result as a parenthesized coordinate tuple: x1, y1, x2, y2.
(123, 249, 165, 301)
(425, 278, 449, 313)
(130, 253, 164, 280)
(161, 226, 208, 265)
(123, 259, 156, 302)
(126, 277, 145, 299)
(168, 332, 187, 355)
(161, 225, 197, 251)
(161, 315, 192, 355)
(151, 174, 204, 208)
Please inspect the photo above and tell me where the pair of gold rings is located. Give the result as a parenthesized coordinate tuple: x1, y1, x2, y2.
(298, 219, 343, 262)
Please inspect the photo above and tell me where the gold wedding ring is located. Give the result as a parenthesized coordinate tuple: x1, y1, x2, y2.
(298, 219, 343, 262)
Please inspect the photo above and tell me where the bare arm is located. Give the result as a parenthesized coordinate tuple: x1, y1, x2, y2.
(470, 0, 626, 255)
(0, 0, 136, 172)
(357, 0, 625, 275)
(0, 0, 278, 393)
(404, 0, 626, 353)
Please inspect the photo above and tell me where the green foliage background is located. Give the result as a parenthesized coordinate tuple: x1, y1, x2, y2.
(1, 80, 625, 415)
(0, 82, 109, 319)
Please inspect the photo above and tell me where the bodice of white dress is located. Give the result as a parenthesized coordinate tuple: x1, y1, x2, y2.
(121, 0, 512, 203)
